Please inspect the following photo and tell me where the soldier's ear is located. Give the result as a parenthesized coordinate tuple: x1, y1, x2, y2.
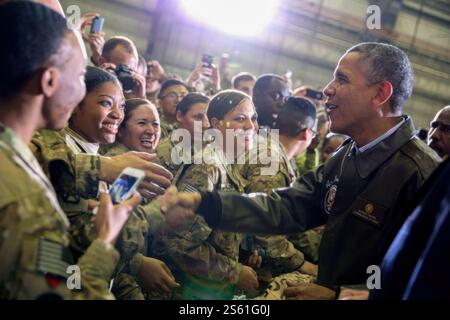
(98, 56, 106, 66)
(296, 129, 308, 141)
(210, 117, 220, 129)
(175, 110, 183, 123)
(40, 67, 61, 98)
(372, 80, 393, 109)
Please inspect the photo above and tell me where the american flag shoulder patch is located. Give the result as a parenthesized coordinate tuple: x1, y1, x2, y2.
(183, 184, 199, 193)
(36, 238, 73, 279)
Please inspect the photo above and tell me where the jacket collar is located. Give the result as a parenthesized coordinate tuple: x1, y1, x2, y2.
(349, 116, 416, 178)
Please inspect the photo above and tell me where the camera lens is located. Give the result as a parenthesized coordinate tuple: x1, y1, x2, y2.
(119, 76, 134, 91)
(115, 64, 134, 91)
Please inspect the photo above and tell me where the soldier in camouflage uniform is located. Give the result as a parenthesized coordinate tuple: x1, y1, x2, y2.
(293, 109, 329, 177)
(155, 137, 180, 175)
(100, 97, 181, 299)
(155, 91, 259, 299)
(237, 97, 321, 299)
(0, 2, 140, 299)
(157, 80, 189, 140)
(31, 67, 177, 299)
(155, 93, 210, 175)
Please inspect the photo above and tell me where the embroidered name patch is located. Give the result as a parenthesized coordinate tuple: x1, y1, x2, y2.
(350, 197, 387, 227)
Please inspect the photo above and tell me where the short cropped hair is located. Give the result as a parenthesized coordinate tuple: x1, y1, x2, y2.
(157, 79, 189, 99)
(102, 36, 138, 61)
(253, 74, 286, 96)
(207, 90, 252, 121)
(347, 42, 414, 113)
(232, 72, 256, 89)
(176, 93, 210, 115)
(0, 1, 69, 99)
(273, 97, 316, 136)
(121, 98, 156, 128)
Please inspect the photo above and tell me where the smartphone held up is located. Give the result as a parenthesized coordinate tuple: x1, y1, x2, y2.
(109, 167, 145, 204)
(201, 53, 213, 78)
(90, 15, 104, 33)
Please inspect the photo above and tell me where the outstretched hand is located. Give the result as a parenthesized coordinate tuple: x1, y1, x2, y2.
(157, 186, 201, 231)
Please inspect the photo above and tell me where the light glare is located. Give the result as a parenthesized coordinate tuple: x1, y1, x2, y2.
(181, 0, 278, 37)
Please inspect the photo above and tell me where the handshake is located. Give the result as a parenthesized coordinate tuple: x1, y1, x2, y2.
(157, 186, 202, 230)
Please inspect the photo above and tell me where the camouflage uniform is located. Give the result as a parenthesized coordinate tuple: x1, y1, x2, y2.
(294, 148, 320, 177)
(100, 141, 171, 299)
(30, 127, 166, 300)
(155, 137, 182, 176)
(253, 271, 314, 300)
(0, 123, 118, 299)
(155, 137, 208, 177)
(237, 135, 319, 299)
(31, 127, 100, 258)
(99, 141, 130, 157)
(156, 145, 247, 300)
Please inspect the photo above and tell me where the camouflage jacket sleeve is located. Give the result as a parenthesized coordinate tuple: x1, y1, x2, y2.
(253, 234, 305, 274)
(242, 161, 290, 194)
(110, 272, 145, 300)
(241, 159, 306, 273)
(116, 208, 153, 277)
(99, 142, 129, 157)
(73, 239, 120, 300)
(133, 201, 166, 238)
(165, 164, 242, 283)
(121, 200, 167, 278)
(287, 230, 322, 264)
(0, 189, 118, 300)
(164, 215, 242, 284)
(99, 201, 153, 299)
(154, 137, 184, 176)
(30, 129, 101, 199)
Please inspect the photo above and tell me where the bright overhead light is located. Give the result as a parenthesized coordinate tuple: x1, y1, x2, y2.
(181, 0, 278, 37)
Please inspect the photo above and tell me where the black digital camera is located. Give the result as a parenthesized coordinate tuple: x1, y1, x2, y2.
(115, 64, 134, 91)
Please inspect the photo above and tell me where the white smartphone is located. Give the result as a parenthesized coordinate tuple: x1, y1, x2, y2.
(108, 167, 145, 204)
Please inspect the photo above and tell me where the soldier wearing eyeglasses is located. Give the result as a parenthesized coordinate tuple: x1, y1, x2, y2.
(157, 80, 190, 139)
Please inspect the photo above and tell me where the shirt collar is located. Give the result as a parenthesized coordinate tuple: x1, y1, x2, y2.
(353, 117, 406, 154)
(63, 126, 100, 154)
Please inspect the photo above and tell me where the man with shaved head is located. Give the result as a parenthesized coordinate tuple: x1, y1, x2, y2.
(428, 106, 450, 159)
